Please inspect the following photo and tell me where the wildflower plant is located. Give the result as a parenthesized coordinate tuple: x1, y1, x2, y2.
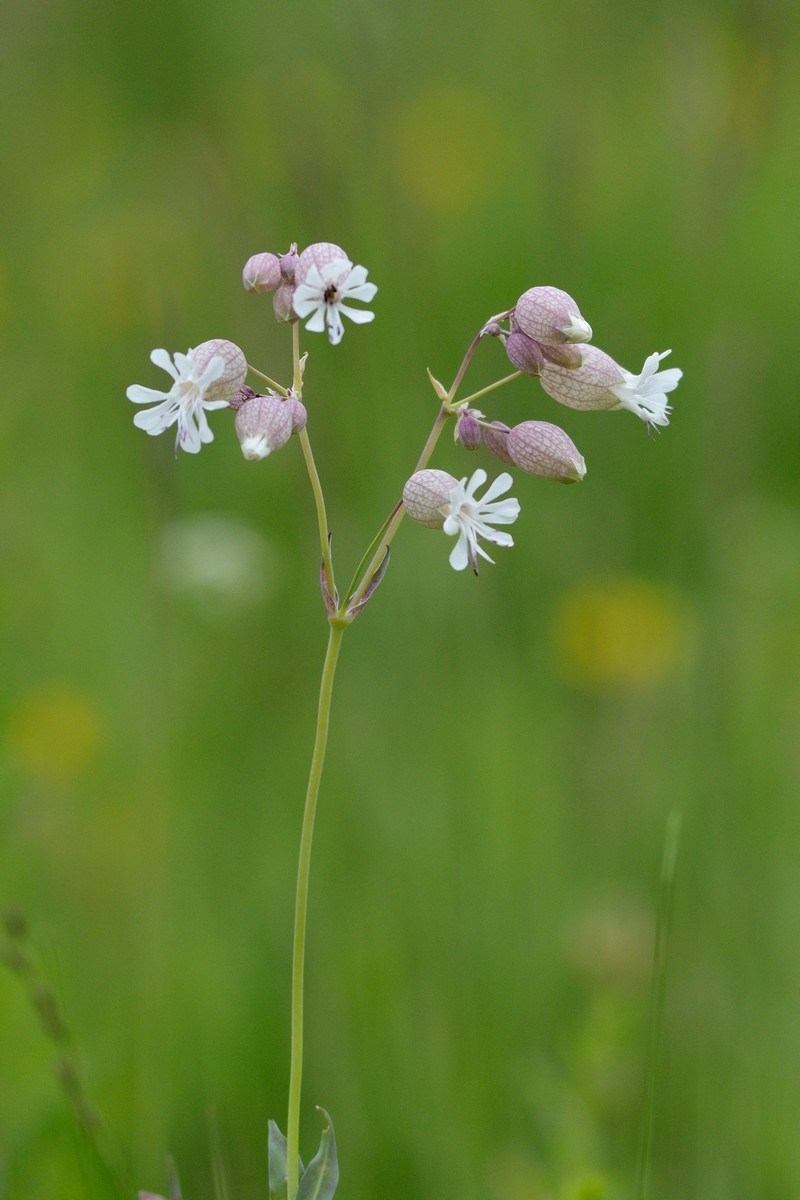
(127, 242, 681, 1199)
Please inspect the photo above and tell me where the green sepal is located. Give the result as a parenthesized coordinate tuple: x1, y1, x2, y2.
(268, 1120, 303, 1200)
(295, 1108, 338, 1200)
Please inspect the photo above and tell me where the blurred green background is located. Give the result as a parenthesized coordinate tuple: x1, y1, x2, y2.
(2, 0, 800, 1197)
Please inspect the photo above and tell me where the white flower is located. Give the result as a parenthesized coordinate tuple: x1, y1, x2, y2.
(127, 347, 232, 454)
(292, 258, 377, 345)
(609, 350, 682, 428)
(539, 344, 681, 430)
(443, 469, 521, 573)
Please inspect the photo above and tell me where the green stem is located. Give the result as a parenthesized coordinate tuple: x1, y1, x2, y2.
(247, 365, 288, 396)
(458, 371, 522, 410)
(291, 322, 335, 595)
(348, 404, 449, 607)
(286, 622, 346, 1200)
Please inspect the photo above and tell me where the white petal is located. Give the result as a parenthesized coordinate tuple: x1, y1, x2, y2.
(127, 384, 169, 405)
(172, 351, 194, 376)
(326, 309, 345, 345)
(448, 531, 471, 571)
(463, 468, 488, 499)
(337, 304, 375, 325)
(293, 284, 322, 313)
(196, 408, 215, 444)
(481, 499, 520, 525)
(177, 417, 202, 454)
(480, 472, 514, 504)
(197, 355, 225, 388)
(343, 282, 378, 303)
(150, 348, 178, 379)
(133, 401, 177, 434)
(304, 306, 327, 334)
(344, 264, 368, 288)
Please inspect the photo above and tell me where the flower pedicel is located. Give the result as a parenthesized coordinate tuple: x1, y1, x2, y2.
(128, 242, 681, 1198)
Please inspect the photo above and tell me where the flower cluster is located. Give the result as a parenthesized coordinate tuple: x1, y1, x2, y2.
(126, 252, 681, 576)
(243, 241, 377, 346)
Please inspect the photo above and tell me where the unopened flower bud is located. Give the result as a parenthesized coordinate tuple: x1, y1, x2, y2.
(192, 339, 247, 402)
(279, 244, 299, 282)
(235, 396, 293, 460)
(455, 408, 482, 451)
(507, 421, 586, 483)
(483, 420, 514, 465)
(286, 395, 307, 433)
(242, 253, 281, 293)
(273, 283, 297, 323)
(514, 286, 592, 346)
(541, 343, 583, 369)
(402, 469, 458, 528)
(506, 331, 545, 375)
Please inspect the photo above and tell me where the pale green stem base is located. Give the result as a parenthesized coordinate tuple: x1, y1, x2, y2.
(286, 622, 345, 1200)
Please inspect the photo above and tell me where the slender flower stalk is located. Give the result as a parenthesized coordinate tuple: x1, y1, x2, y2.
(286, 622, 345, 1200)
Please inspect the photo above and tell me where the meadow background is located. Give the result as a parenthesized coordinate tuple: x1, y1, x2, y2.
(2, 0, 799, 1197)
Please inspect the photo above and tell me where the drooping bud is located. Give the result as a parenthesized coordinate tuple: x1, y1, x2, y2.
(507, 421, 586, 483)
(455, 408, 482, 451)
(192, 340, 247, 402)
(483, 420, 514, 465)
(505, 331, 545, 376)
(273, 283, 297, 324)
(541, 343, 583, 370)
(242, 253, 281, 293)
(279, 244, 299, 282)
(285, 394, 307, 434)
(235, 396, 293, 461)
(402, 469, 458, 528)
(513, 286, 592, 346)
(295, 242, 350, 286)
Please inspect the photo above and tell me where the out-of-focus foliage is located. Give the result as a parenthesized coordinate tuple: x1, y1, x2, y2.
(1, 0, 799, 1197)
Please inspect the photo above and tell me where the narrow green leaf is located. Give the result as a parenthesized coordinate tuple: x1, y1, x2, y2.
(295, 1108, 338, 1200)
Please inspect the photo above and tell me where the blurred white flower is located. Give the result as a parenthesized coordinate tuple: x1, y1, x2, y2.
(160, 513, 276, 617)
(292, 259, 377, 345)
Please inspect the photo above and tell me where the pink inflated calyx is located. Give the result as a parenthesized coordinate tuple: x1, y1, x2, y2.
(514, 286, 592, 347)
(235, 395, 293, 461)
(402, 469, 458, 528)
(483, 421, 514, 465)
(273, 283, 297, 324)
(455, 408, 482, 451)
(192, 340, 247, 403)
(507, 421, 586, 483)
(242, 253, 281, 293)
(506, 331, 545, 376)
(294, 242, 350, 286)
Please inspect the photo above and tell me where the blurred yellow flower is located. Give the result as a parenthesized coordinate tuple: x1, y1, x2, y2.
(390, 86, 507, 212)
(7, 685, 102, 783)
(552, 576, 690, 689)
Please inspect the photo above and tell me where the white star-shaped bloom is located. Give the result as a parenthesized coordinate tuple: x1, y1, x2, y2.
(609, 350, 682, 429)
(127, 348, 229, 455)
(292, 259, 377, 345)
(442, 469, 521, 574)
